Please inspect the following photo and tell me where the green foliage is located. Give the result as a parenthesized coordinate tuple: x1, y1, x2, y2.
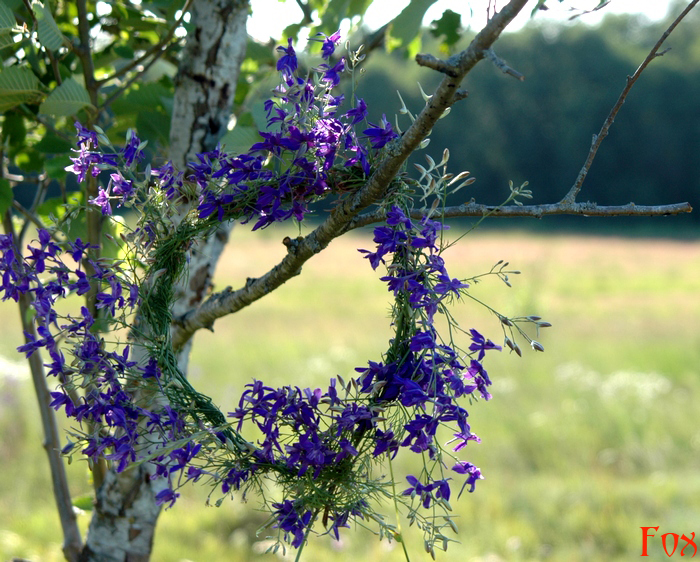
(38, 77, 92, 116)
(429, 9, 462, 51)
(386, 0, 438, 57)
(0, 178, 13, 214)
(32, 1, 67, 52)
(0, 67, 42, 112)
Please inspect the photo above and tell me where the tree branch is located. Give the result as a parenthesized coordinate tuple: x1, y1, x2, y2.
(170, 0, 531, 350)
(2, 210, 83, 562)
(348, 200, 693, 229)
(561, 0, 699, 205)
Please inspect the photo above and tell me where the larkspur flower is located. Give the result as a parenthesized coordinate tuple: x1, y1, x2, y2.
(363, 115, 398, 149)
(276, 37, 297, 76)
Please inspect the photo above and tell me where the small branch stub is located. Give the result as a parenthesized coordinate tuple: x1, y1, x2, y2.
(483, 48, 525, 81)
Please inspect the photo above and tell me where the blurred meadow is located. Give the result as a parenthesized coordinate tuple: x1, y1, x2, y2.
(1, 224, 699, 561)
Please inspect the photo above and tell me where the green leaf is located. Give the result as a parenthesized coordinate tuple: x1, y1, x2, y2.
(0, 178, 13, 215)
(32, 1, 66, 51)
(111, 82, 170, 115)
(0, 66, 43, 112)
(318, 0, 349, 35)
(39, 77, 93, 117)
(43, 154, 70, 181)
(387, 0, 438, 52)
(347, 0, 373, 19)
(0, 0, 15, 34)
(430, 9, 462, 47)
(2, 110, 26, 149)
(113, 44, 135, 59)
(219, 126, 261, 155)
(33, 132, 74, 153)
(72, 494, 94, 511)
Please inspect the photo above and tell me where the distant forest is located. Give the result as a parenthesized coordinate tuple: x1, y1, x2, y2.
(357, 5, 699, 231)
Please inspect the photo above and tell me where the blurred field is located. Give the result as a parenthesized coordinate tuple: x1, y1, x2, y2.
(1, 226, 699, 561)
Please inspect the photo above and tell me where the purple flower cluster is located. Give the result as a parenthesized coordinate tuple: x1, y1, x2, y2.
(4, 34, 511, 553)
(189, 32, 397, 230)
(0, 229, 205, 505)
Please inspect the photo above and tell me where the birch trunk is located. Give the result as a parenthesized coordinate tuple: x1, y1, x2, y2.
(79, 1, 248, 559)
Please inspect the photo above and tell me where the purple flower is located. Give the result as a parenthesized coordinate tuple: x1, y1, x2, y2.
(155, 487, 180, 509)
(90, 187, 112, 216)
(345, 98, 367, 125)
(320, 31, 341, 60)
(452, 461, 483, 496)
(276, 38, 297, 76)
(272, 500, 312, 548)
(319, 58, 345, 87)
(469, 329, 502, 360)
(74, 121, 98, 148)
(402, 475, 433, 508)
(448, 430, 481, 452)
(362, 115, 398, 149)
(122, 131, 144, 167)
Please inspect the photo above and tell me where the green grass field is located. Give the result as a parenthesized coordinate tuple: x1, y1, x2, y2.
(1, 227, 699, 561)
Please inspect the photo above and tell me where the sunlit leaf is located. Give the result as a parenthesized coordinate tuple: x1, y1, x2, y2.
(430, 9, 462, 47)
(0, 66, 43, 112)
(387, 0, 438, 52)
(72, 494, 94, 511)
(32, 1, 66, 51)
(219, 125, 261, 156)
(0, 0, 15, 34)
(39, 77, 93, 117)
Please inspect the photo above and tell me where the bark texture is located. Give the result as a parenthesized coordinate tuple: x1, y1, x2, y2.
(81, 1, 248, 559)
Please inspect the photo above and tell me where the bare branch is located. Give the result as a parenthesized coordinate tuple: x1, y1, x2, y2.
(294, 0, 313, 25)
(483, 48, 525, 81)
(347, 200, 693, 229)
(170, 0, 531, 349)
(415, 53, 458, 77)
(561, 0, 699, 205)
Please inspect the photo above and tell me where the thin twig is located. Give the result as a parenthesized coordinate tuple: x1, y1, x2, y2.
(96, 0, 193, 87)
(561, 0, 699, 205)
(484, 48, 525, 80)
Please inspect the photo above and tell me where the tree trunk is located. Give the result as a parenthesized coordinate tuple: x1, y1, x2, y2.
(80, 1, 249, 559)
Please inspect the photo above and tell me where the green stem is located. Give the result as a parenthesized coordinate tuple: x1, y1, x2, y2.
(294, 509, 319, 562)
(387, 442, 411, 562)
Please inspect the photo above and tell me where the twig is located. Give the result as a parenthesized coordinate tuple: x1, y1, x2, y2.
(415, 53, 458, 77)
(483, 48, 525, 80)
(100, 43, 175, 111)
(13, 200, 46, 232)
(294, 0, 313, 25)
(561, 0, 699, 205)
(96, 0, 193, 88)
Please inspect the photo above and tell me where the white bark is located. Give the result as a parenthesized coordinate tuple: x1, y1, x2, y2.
(81, 1, 249, 559)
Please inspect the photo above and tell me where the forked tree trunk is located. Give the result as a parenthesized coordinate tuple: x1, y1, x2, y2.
(80, 1, 248, 559)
